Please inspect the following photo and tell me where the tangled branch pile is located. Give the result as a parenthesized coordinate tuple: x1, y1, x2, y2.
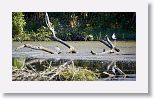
(12, 59, 98, 81)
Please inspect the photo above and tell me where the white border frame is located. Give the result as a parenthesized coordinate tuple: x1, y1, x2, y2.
(0, 0, 148, 93)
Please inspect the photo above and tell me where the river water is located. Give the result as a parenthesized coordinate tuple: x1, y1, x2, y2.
(12, 41, 136, 81)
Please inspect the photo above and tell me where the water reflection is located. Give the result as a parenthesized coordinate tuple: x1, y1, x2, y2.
(12, 57, 136, 81)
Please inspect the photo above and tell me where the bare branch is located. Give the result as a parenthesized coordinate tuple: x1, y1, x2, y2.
(16, 44, 57, 54)
(91, 36, 120, 55)
(45, 12, 55, 36)
(49, 60, 73, 80)
(100, 36, 120, 52)
(45, 12, 77, 53)
(25, 59, 47, 65)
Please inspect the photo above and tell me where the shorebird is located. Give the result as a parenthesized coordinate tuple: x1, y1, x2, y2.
(112, 33, 116, 40)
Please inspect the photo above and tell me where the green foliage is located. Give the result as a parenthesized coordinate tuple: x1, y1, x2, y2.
(13, 32, 31, 41)
(12, 12, 136, 41)
(12, 58, 25, 69)
(34, 26, 51, 41)
(13, 26, 51, 41)
(12, 12, 26, 38)
(60, 68, 98, 81)
(12, 58, 98, 81)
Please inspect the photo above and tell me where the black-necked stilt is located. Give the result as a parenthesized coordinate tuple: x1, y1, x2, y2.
(112, 33, 116, 40)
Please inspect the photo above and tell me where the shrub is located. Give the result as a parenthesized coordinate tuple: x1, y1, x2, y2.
(12, 12, 26, 38)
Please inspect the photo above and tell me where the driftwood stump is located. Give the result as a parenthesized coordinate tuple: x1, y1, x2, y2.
(91, 35, 120, 55)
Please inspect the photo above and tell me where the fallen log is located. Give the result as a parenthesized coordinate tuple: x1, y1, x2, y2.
(15, 44, 58, 54)
(45, 12, 77, 53)
(15, 12, 77, 54)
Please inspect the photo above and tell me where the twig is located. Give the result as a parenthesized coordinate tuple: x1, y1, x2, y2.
(49, 60, 73, 80)
(25, 59, 46, 65)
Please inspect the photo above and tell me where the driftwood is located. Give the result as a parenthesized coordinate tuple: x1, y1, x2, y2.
(16, 44, 58, 54)
(25, 58, 47, 65)
(45, 12, 77, 53)
(100, 36, 120, 52)
(15, 12, 77, 54)
(103, 61, 126, 80)
(91, 35, 120, 55)
(13, 59, 98, 81)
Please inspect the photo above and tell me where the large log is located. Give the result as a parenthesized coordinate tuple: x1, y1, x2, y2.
(16, 44, 58, 54)
(45, 12, 77, 53)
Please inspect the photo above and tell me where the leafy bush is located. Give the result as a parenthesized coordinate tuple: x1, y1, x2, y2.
(13, 26, 51, 41)
(12, 12, 136, 41)
(35, 26, 51, 41)
(12, 12, 26, 38)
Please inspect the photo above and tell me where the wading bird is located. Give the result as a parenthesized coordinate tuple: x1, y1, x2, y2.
(112, 33, 116, 40)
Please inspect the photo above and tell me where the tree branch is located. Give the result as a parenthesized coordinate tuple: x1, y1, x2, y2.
(100, 36, 120, 52)
(45, 12, 77, 53)
(16, 44, 58, 54)
(91, 36, 120, 55)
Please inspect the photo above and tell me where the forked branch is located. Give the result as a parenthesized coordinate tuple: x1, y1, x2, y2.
(15, 12, 77, 54)
(91, 35, 120, 55)
(100, 36, 120, 52)
(45, 12, 77, 53)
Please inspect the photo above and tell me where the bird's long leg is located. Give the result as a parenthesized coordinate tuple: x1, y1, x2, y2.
(114, 40, 116, 46)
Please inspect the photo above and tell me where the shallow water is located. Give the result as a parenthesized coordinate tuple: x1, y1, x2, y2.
(12, 41, 136, 61)
(12, 41, 136, 81)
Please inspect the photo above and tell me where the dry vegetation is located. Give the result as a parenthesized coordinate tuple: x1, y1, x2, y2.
(12, 59, 98, 81)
